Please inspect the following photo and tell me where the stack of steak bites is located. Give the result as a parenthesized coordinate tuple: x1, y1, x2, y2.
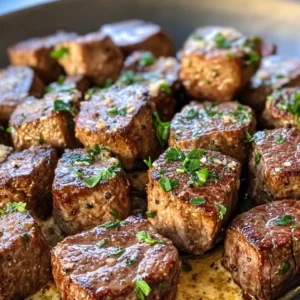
(0, 18, 300, 300)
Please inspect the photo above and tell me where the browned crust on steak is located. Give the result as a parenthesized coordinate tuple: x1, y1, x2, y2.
(100, 19, 175, 57)
(0, 210, 51, 299)
(248, 128, 300, 205)
(169, 101, 256, 162)
(180, 26, 261, 102)
(52, 148, 130, 235)
(54, 32, 123, 86)
(9, 92, 80, 151)
(8, 31, 78, 82)
(223, 200, 300, 300)
(51, 216, 180, 300)
(262, 88, 300, 128)
(0, 66, 44, 123)
(75, 85, 161, 169)
(147, 148, 241, 254)
(0, 145, 57, 218)
(240, 55, 300, 112)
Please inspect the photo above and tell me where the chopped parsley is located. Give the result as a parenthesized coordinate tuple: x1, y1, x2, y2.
(165, 146, 185, 162)
(226, 52, 233, 59)
(57, 75, 66, 85)
(137, 231, 161, 245)
(153, 112, 170, 147)
(190, 168, 209, 187)
(214, 33, 231, 49)
(273, 214, 293, 226)
(189, 197, 206, 206)
(6, 126, 12, 133)
(111, 247, 124, 256)
(267, 95, 274, 102)
(159, 82, 171, 95)
(84, 163, 120, 188)
(146, 210, 156, 218)
(53, 99, 74, 116)
(275, 135, 285, 143)
(214, 202, 227, 219)
(244, 131, 254, 143)
(184, 108, 199, 119)
(255, 152, 261, 165)
(76, 170, 83, 179)
(139, 52, 156, 67)
(135, 280, 151, 300)
(126, 259, 137, 265)
(107, 107, 127, 116)
(99, 219, 121, 229)
(192, 34, 203, 41)
(119, 71, 145, 86)
(6, 202, 27, 213)
(36, 137, 44, 145)
(158, 176, 179, 192)
(50, 47, 69, 59)
(97, 238, 108, 248)
(278, 92, 300, 126)
(143, 157, 152, 168)
(85, 203, 93, 209)
(110, 210, 118, 218)
(277, 260, 290, 275)
(20, 113, 26, 122)
(21, 233, 30, 244)
(245, 51, 260, 65)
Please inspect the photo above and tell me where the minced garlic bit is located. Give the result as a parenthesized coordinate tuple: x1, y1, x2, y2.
(148, 79, 168, 97)
(282, 161, 292, 167)
(0, 145, 12, 163)
(96, 119, 106, 130)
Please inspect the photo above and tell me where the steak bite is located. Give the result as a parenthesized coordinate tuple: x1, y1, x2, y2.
(180, 26, 261, 102)
(116, 51, 181, 121)
(241, 55, 300, 112)
(9, 91, 80, 151)
(54, 32, 123, 86)
(0, 66, 44, 123)
(0, 145, 57, 218)
(262, 88, 300, 128)
(248, 128, 300, 205)
(8, 31, 78, 82)
(46, 74, 90, 95)
(52, 146, 130, 235)
(100, 19, 174, 57)
(75, 85, 161, 170)
(223, 200, 300, 300)
(147, 147, 241, 254)
(169, 101, 256, 162)
(0, 203, 51, 299)
(51, 216, 180, 300)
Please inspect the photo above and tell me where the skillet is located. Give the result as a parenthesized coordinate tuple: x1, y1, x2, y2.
(1, 0, 300, 299)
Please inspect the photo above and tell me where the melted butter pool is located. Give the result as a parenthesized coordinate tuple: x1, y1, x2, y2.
(27, 247, 243, 300)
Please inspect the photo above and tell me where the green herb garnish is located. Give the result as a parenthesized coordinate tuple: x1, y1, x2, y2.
(255, 152, 261, 165)
(111, 247, 124, 256)
(143, 157, 152, 168)
(119, 71, 145, 86)
(146, 210, 156, 218)
(137, 231, 161, 245)
(184, 108, 199, 119)
(107, 107, 127, 116)
(214, 202, 227, 219)
(110, 210, 118, 218)
(53, 99, 74, 116)
(189, 197, 206, 206)
(126, 259, 137, 265)
(139, 52, 156, 67)
(21, 233, 30, 244)
(273, 214, 293, 226)
(153, 112, 170, 147)
(97, 238, 108, 248)
(158, 176, 179, 192)
(50, 47, 69, 59)
(244, 131, 254, 143)
(135, 280, 151, 300)
(165, 146, 185, 162)
(99, 219, 121, 229)
(277, 260, 290, 275)
(159, 82, 171, 95)
(214, 33, 231, 49)
(6, 202, 27, 213)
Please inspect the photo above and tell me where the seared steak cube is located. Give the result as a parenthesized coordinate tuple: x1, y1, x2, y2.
(75, 85, 160, 169)
(100, 19, 174, 57)
(0, 203, 51, 299)
(147, 147, 241, 254)
(180, 26, 261, 102)
(0, 145, 57, 218)
(0, 66, 44, 123)
(248, 128, 300, 205)
(46, 74, 90, 95)
(8, 31, 78, 82)
(262, 88, 300, 128)
(119, 51, 181, 121)
(241, 55, 300, 112)
(51, 216, 180, 299)
(169, 101, 256, 162)
(54, 32, 123, 86)
(52, 147, 130, 235)
(9, 92, 80, 151)
(223, 200, 300, 300)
